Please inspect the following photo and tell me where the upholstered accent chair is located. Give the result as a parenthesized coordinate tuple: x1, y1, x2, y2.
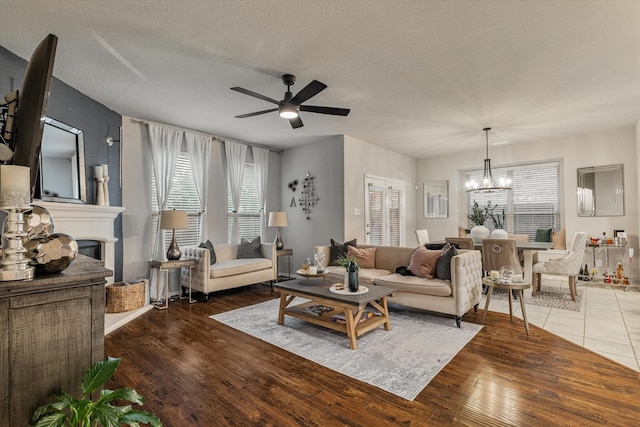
(415, 229, 430, 245)
(445, 237, 475, 250)
(532, 232, 588, 301)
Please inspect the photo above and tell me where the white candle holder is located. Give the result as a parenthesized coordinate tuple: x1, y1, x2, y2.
(0, 209, 34, 281)
(103, 175, 110, 206)
(96, 176, 105, 206)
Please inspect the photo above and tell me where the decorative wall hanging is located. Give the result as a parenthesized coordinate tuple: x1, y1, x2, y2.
(290, 197, 297, 207)
(298, 171, 318, 221)
(288, 179, 298, 192)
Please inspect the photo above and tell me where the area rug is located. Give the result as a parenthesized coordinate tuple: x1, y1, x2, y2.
(211, 299, 482, 401)
(489, 285, 582, 311)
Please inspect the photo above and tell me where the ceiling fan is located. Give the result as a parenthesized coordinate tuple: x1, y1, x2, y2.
(231, 74, 350, 129)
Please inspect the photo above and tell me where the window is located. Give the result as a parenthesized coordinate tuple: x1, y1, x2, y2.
(151, 152, 202, 252)
(466, 161, 560, 240)
(227, 162, 261, 242)
(364, 175, 406, 246)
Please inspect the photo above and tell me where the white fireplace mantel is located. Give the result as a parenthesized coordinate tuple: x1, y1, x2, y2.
(33, 201, 124, 283)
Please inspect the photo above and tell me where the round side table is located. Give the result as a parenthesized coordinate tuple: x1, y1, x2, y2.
(482, 277, 531, 335)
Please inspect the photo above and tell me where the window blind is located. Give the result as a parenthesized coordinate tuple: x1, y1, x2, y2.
(151, 152, 202, 251)
(227, 162, 261, 242)
(467, 161, 560, 240)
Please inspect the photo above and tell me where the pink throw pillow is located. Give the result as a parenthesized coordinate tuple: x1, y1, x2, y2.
(408, 246, 441, 279)
(347, 246, 377, 269)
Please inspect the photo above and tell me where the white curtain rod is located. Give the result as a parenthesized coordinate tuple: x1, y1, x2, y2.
(130, 117, 281, 153)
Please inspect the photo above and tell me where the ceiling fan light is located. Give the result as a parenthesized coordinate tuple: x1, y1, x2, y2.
(279, 104, 299, 119)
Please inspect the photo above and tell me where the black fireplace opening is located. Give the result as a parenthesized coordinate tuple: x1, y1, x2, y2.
(77, 240, 101, 261)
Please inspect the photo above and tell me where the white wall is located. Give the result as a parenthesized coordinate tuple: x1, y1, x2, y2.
(343, 135, 417, 245)
(416, 126, 638, 278)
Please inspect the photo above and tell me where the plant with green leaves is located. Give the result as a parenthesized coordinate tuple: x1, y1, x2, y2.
(334, 255, 358, 270)
(468, 200, 489, 226)
(30, 356, 161, 427)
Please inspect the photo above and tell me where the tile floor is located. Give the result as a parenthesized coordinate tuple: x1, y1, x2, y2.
(481, 277, 640, 371)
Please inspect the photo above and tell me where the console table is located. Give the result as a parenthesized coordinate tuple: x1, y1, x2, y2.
(0, 255, 111, 426)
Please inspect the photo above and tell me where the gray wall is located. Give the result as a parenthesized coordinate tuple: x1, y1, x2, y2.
(280, 136, 345, 270)
(1, 44, 124, 280)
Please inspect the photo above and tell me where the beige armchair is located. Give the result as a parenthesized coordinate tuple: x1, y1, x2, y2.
(532, 232, 587, 301)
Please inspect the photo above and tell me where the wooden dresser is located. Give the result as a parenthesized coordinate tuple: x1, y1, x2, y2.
(0, 255, 111, 426)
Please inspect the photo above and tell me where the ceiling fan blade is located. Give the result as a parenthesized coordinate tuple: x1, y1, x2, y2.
(300, 105, 350, 116)
(235, 108, 278, 118)
(231, 87, 279, 105)
(289, 116, 303, 129)
(290, 80, 327, 105)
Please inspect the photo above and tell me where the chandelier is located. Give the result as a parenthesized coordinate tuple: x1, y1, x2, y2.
(465, 127, 512, 193)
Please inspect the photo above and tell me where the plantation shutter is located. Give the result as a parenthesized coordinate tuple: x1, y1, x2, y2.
(365, 175, 406, 246)
(151, 152, 202, 251)
(366, 180, 385, 245)
(227, 162, 261, 242)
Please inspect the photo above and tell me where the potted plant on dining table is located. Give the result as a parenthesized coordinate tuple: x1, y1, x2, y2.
(468, 200, 490, 243)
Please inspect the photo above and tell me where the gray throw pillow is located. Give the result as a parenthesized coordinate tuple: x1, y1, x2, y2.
(238, 236, 262, 259)
(199, 240, 216, 265)
(436, 243, 458, 281)
(329, 238, 357, 265)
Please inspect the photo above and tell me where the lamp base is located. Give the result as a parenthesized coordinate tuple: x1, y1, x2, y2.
(166, 230, 181, 260)
(274, 230, 284, 250)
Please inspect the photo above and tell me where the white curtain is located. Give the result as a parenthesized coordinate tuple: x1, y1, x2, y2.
(225, 141, 247, 243)
(252, 147, 269, 239)
(148, 123, 184, 260)
(185, 131, 213, 239)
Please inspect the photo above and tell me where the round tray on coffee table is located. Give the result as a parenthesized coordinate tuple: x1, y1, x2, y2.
(296, 269, 330, 283)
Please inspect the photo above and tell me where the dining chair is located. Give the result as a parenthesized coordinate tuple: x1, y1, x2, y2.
(415, 229, 430, 245)
(481, 239, 523, 276)
(445, 237, 474, 250)
(482, 238, 523, 298)
(532, 231, 588, 301)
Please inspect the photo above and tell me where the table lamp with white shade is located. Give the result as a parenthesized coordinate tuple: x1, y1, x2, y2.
(160, 209, 188, 260)
(268, 211, 288, 250)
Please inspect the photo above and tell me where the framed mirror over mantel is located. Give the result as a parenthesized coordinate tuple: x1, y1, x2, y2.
(424, 180, 448, 218)
(577, 164, 624, 217)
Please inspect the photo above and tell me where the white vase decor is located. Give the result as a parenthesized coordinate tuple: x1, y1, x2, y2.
(491, 228, 508, 239)
(470, 225, 490, 243)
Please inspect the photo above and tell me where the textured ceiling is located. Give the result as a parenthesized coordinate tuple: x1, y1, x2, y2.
(1, 1, 639, 158)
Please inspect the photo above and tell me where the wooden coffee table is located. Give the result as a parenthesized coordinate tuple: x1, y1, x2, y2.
(274, 280, 395, 350)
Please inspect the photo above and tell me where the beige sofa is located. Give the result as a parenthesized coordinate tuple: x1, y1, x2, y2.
(314, 244, 483, 327)
(180, 243, 276, 301)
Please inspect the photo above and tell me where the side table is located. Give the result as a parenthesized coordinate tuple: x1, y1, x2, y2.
(276, 248, 293, 282)
(482, 277, 531, 335)
(150, 258, 197, 309)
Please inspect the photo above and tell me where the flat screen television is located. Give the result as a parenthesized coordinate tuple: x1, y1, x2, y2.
(9, 34, 58, 198)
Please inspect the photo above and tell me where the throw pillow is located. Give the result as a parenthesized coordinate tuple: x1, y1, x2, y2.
(425, 242, 450, 250)
(238, 236, 262, 259)
(198, 240, 216, 265)
(535, 228, 553, 242)
(329, 238, 357, 265)
(436, 243, 458, 281)
(347, 246, 376, 269)
(407, 246, 441, 279)
(552, 228, 566, 250)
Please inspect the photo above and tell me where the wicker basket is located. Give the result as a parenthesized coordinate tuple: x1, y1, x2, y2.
(106, 281, 145, 313)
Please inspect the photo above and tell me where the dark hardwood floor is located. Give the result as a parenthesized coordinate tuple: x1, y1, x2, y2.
(105, 284, 640, 426)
